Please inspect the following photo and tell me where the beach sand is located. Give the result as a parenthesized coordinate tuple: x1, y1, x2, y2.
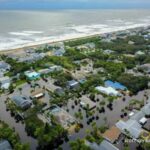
(0, 24, 149, 55)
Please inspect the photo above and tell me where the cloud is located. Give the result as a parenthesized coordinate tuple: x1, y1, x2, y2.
(0, 0, 149, 9)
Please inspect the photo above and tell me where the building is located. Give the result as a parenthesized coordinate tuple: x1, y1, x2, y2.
(31, 90, 45, 100)
(95, 86, 121, 96)
(0, 61, 11, 73)
(44, 105, 77, 129)
(128, 41, 135, 45)
(142, 102, 150, 117)
(0, 140, 12, 150)
(116, 119, 143, 139)
(0, 76, 11, 90)
(77, 43, 95, 50)
(103, 49, 114, 55)
(80, 95, 96, 110)
(135, 51, 145, 56)
(38, 65, 62, 75)
(49, 65, 62, 72)
(105, 80, 127, 91)
(11, 95, 32, 109)
(86, 140, 119, 150)
(24, 71, 40, 80)
(18, 53, 46, 63)
(130, 111, 147, 125)
(54, 88, 65, 96)
(67, 80, 79, 89)
(102, 126, 121, 143)
(139, 64, 150, 74)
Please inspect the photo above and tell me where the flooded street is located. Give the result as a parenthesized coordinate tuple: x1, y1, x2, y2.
(0, 94, 38, 150)
(0, 79, 150, 150)
(61, 89, 150, 150)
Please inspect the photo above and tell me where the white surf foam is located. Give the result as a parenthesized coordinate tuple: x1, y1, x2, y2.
(0, 22, 149, 51)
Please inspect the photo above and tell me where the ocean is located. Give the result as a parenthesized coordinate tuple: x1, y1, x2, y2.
(0, 9, 150, 51)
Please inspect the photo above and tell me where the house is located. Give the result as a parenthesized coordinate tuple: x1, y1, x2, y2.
(128, 41, 135, 45)
(77, 43, 95, 50)
(95, 86, 121, 96)
(102, 126, 121, 143)
(116, 119, 143, 139)
(105, 80, 127, 91)
(31, 90, 45, 100)
(135, 51, 145, 56)
(18, 53, 46, 63)
(130, 111, 147, 125)
(0, 61, 11, 73)
(142, 102, 150, 117)
(67, 80, 79, 89)
(0, 76, 11, 90)
(45, 105, 77, 129)
(0, 140, 12, 150)
(86, 140, 119, 150)
(103, 49, 114, 55)
(11, 95, 32, 109)
(80, 95, 96, 110)
(39, 65, 62, 74)
(24, 71, 40, 80)
(38, 68, 52, 75)
(139, 64, 150, 74)
(54, 88, 65, 96)
(49, 65, 62, 72)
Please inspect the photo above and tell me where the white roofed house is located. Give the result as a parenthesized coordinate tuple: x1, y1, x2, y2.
(67, 80, 79, 90)
(116, 119, 143, 139)
(95, 86, 121, 96)
(0, 61, 11, 73)
(0, 76, 11, 90)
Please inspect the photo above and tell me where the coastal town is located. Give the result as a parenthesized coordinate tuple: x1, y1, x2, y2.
(0, 26, 150, 150)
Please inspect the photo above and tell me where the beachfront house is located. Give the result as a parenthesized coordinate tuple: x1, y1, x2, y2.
(95, 86, 121, 96)
(0, 140, 12, 150)
(0, 61, 11, 73)
(0, 76, 11, 90)
(24, 71, 40, 80)
(11, 95, 32, 109)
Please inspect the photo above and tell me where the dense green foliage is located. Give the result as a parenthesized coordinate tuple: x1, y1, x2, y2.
(0, 121, 29, 150)
(117, 73, 149, 94)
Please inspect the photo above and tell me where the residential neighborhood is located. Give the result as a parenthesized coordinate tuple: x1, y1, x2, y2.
(0, 26, 150, 150)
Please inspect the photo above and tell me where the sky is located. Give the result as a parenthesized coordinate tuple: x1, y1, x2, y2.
(0, 0, 150, 9)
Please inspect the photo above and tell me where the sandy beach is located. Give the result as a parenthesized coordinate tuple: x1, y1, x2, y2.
(0, 24, 149, 55)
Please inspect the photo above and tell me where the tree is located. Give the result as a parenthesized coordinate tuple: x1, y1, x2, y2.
(70, 139, 91, 150)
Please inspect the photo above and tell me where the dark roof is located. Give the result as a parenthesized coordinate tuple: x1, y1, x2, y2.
(11, 95, 31, 109)
(0, 140, 12, 150)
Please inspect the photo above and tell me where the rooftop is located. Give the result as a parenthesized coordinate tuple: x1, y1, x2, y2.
(105, 80, 127, 91)
(0, 140, 12, 150)
(86, 140, 119, 150)
(102, 126, 121, 143)
(116, 119, 143, 139)
(80, 95, 96, 110)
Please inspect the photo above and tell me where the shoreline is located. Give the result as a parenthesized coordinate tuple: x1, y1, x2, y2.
(0, 24, 149, 55)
